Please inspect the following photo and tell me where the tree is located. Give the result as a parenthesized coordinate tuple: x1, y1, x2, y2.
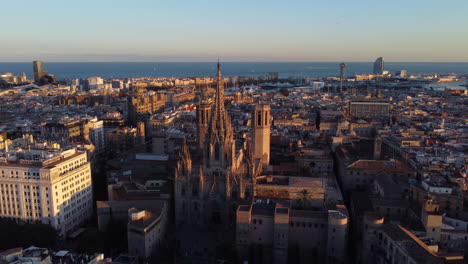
(295, 189, 312, 209)
(0, 219, 57, 250)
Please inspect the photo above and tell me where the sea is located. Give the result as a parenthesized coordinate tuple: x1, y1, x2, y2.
(0, 62, 467, 80)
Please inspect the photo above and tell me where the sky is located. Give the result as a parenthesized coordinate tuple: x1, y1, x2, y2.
(0, 0, 467, 62)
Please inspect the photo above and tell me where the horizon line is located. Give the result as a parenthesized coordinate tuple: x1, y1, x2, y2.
(2, 61, 468, 63)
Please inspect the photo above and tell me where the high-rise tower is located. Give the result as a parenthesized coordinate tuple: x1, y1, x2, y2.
(252, 104, 271, 165)
(373, 57, 384, 75)
(339, 63, 347, 93)
(33, 60, 45, 82)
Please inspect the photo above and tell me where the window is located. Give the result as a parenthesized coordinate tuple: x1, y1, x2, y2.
(214, 143, 220, 160)
(257, 111, 261, 126)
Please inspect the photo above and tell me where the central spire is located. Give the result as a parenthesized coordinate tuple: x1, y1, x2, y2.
(216, 60, 224, 106)
(205, 61, 234, 167)
(209, 61, 229, 138)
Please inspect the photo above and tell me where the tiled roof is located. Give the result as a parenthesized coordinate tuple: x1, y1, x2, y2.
(348, 160, 414, 174)
(382, 224, 444, 264)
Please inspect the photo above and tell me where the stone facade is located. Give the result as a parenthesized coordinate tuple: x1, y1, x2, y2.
(174, 63, 262, 229)
(236, 200, 349, 264)
(252, 104, 271, 165)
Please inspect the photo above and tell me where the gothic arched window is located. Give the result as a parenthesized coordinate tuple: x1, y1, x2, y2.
(245, 188, 251, 198)
(232, 189, 238, 200)
(257, 111, 262, 126)
(215, 143, 220, 161)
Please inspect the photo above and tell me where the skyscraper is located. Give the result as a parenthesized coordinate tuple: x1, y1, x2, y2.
(373, 57, 384, 75)
(33, 60, 45, 82)
(339, 63, 347, 93)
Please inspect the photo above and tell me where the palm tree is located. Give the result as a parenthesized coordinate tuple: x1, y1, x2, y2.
(296, 189, 312, 209)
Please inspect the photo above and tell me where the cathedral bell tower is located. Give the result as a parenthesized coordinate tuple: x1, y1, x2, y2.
(252, 104, 271, 165)
(197, 85, 211, 150)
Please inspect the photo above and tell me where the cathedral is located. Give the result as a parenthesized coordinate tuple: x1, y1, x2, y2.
(174, 62, 268, 229)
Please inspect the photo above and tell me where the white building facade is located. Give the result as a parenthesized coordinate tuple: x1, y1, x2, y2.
(0, 147, 93, 235)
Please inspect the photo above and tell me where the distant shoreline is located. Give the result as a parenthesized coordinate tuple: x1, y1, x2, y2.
(2, 61, 468, 64)
(1, 62, 467, 79)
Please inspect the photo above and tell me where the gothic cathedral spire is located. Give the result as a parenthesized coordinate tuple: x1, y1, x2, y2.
(174, 61, 256, 230)
(210, 61, 227, 135)
(215, 60, 225, 116)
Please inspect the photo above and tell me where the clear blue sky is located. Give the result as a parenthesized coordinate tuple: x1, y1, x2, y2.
(1, 0, 467, 62)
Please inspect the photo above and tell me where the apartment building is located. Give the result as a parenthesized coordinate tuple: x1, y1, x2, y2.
(0, 144, 93, 235)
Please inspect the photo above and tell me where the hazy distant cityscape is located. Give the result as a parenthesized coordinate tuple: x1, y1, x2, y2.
(1, 61, 468, 79)
(1, 0, 468, 263)
(0, 57, 466, 264)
